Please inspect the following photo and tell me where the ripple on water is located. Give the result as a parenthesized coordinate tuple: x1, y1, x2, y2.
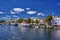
(0, 25, 60, 40)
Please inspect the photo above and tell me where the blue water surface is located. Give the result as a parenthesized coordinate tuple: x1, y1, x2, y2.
(0, 25, 60, 40)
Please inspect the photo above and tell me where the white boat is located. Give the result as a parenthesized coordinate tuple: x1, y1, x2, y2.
(11, 23, 18, 26)
(21, 23, 31, 27)
(35, 26, 39, 28)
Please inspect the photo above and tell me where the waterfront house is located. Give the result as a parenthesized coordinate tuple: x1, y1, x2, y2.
(39, 19, 45, 24)
(51, 16, 60, 26)
(30, 17, 45, 24)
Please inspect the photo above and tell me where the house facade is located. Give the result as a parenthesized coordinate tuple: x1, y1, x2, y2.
(39, 19, 45, 24)
(32, 18, 45, 24)
(51, 16, 60, 26)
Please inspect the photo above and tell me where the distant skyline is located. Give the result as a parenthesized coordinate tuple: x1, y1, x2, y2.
(0, 0, 60, 20)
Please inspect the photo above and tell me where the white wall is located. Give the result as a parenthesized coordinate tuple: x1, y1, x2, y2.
(52, 17, 60, 25)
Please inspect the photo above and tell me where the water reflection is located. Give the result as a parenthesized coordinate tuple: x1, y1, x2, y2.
(46, 29, 53, 40)
(0, 25, 60, 40)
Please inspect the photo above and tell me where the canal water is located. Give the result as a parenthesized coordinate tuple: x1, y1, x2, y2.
(0, 25, 60, 40)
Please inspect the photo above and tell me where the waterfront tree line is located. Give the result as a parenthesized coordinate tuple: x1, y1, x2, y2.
(0, 15, 52, 25)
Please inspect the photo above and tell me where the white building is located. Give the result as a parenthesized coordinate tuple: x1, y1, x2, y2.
(52, 16, 60, 26)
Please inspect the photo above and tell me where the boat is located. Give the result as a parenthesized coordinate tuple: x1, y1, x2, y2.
(11, 23, 18, 26)
(0, 23, 2, 25)
(0, 23, 5, 25)
(21, 23, 31, 27)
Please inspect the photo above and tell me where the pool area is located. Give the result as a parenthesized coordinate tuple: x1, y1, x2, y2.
(0, 25, 60, 40)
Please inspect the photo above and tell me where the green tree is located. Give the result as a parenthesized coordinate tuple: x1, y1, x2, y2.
(45, 15, 52, 25)
(46, 15, 52, 22)
(0, 20, 5, 23)
(31, 20, 34, 24)
(17, 18, 23, 23)
(11, 20, 15, 23)
(34, 19, 39, 25)
(9, 19, 15, 23)
(26, 18, 31, 23)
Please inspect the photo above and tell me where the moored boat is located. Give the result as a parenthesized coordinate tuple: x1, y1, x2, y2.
(11, 23, 18, 26)
(21, 23, 31, 27)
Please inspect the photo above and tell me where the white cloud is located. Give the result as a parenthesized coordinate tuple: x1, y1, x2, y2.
(10, 11, 15, 14)
(13, 8, 24, 12)
(30, 17, 37, 18)
(6, 15, 11, 18)
(2, 17, 11, 19)
(57, 2, 60, 6)
(12, 15, 18, 17)
(26, 8, 30, 10)
(37, 12, 45, 16)
(2, 17, 7, 18)
(0, 12, 3, 14)
(10, 8, 25, 14)
(27, 11, 37, 14)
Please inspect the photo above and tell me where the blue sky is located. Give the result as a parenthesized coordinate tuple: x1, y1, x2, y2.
(0, 0, 60, 20)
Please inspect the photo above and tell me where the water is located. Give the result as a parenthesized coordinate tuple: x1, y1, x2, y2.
(0, 25, 60, 40)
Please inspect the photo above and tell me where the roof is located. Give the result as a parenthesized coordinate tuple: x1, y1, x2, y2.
(54, 16, 60, 18)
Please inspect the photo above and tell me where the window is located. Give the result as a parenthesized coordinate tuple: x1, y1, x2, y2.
(55, 22, 57, 24)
